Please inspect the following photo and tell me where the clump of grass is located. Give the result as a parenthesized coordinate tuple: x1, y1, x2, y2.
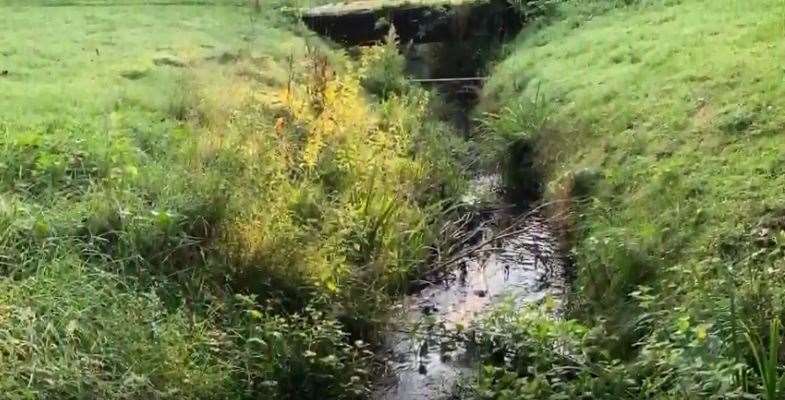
(0, 256, 232, 399)
(745, 319, 785, 400)
(477, 83, 550, 202)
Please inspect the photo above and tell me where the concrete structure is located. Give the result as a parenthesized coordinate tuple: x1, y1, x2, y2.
(301, 0, 520, 45)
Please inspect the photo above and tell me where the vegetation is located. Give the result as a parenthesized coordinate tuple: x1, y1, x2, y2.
(473, 0, 785, 398)
(0, 1, 468, 398)
(9, 0, 785, 398)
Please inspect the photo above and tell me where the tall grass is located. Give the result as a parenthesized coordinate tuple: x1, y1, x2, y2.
(745, 319, 785, 400)
(0, 3, 469, 398)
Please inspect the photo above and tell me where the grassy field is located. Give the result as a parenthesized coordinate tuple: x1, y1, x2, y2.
(16, 0, 785, 398)
(472, 0, 785, 398)
(1, 3, 302, 121)
(0, 1, 468, 398)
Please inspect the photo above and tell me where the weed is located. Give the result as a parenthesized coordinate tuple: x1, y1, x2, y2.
(745, 319, 785, 400)
(358, 28, 408, 99)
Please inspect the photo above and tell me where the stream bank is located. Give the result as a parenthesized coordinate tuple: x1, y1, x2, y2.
(296, 8, 567, 396)
(366, 23, 570, 398)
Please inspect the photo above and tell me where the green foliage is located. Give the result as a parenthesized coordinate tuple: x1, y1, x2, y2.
(228, 295, 373, 399)
(479, 0, 785, 398)
(358, 28, 408, 99)
(478, 85, 550, 201)
(745, 319, 785, 400)
(479, 83, 550, 146)
(467, 295, 749, 399)
(0, 2, 468, 399)
(465, 301, 631, 400)
(0, 257, 231, 399)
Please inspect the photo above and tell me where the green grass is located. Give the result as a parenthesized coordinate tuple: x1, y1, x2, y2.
(476, 0, 785, 397)
(0, 3, 303, 124)
(0, 1, 469, 398)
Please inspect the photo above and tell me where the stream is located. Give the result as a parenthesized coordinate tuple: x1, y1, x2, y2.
(298, 6, 544, 397)
(373, 176, 566, 399)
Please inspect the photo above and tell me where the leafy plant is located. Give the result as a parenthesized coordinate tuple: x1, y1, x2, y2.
(358, 28, 408, 99)
(745, 319, 785, 400)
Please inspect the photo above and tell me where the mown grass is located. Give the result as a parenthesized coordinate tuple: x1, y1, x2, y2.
(475, 0, 785, 398)
(0, 1, 468, 398)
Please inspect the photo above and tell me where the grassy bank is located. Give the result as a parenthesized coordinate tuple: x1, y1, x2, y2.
(0, 2, 467, 398)
(474, 0, 785, 398)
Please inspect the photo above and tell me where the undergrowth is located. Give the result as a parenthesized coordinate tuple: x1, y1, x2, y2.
(0, 2, 468, 398)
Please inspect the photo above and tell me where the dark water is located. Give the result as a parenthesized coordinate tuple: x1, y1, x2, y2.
(373, 177, 565, 400)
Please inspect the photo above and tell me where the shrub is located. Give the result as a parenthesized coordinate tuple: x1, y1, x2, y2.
(358, 28, 408, 99)
(226, 296, 373, 399)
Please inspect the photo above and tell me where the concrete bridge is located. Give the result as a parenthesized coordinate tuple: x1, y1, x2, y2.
(301, 0, 521, 46)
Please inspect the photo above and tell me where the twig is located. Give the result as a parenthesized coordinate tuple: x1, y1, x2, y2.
(422, 199, 576, 277)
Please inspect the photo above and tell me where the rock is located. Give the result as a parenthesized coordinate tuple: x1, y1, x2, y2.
(153, 54, 186, 68)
